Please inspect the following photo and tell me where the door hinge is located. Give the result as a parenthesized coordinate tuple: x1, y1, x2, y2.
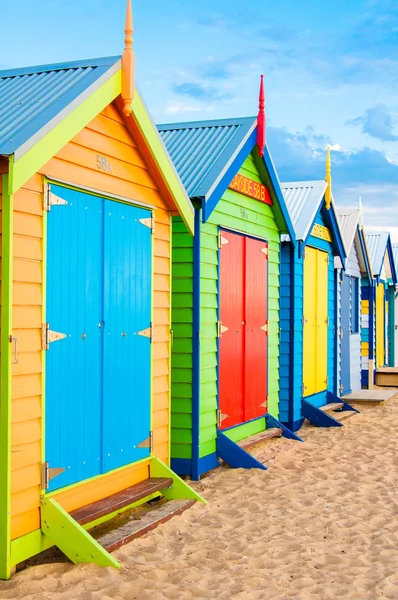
(326, 255, 329, 264)
(325, 317, 329, 325)
(340, 327, 343, 339)
(137, 325, 154, 341)
(43, 185, 68, 212)
(261, 322, 269, 334)
(339, 384, 343, 394)
(41, 462, 65, 490)
(261, 246, 269, 258)
(217, 409, 229, 428)
(217, 320, 228, 338)
(260, 397, 268, 408)
(325, 376, 328, 386)
(138, 216, 155, 233)
(41, 323, 67, 350)
(137, 431, 153, 452)
(302, 384, 307, 396)
(218, 231, 229, 249)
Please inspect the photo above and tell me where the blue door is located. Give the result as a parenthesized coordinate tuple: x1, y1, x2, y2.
(46, 185, 152, 491)
(341, 274, 351, 395)
(102, 201, 152, 472)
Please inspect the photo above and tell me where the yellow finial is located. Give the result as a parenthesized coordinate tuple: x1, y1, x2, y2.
(325, 145, 332, 210)
(122, 0, 135, 116)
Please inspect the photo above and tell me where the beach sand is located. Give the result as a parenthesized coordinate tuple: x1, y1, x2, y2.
(1, 398, 398, 600)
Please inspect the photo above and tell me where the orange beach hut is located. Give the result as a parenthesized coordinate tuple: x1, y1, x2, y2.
(0, 2, 203, 578)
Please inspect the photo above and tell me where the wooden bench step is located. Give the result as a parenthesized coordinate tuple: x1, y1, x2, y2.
(320, 402, 344, 413)
(333, 410, 357, 422)
(239, 428, 282, 450)
(98, 499, 196, 553)
(70, 478, 173, 526)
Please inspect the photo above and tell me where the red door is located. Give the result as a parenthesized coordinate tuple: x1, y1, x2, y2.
(218, 231, 268, 430)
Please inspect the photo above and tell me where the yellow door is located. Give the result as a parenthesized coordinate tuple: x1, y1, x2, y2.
(376, 282, 385, 367)
(303, 247, 329, 397)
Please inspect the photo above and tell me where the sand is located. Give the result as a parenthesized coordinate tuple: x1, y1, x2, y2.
(1, 399, 398, 600)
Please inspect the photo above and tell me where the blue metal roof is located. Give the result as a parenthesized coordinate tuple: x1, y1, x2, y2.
(157, 117, 256, 198)
(393, 244, 398, 277)
(281, 180, 328, 241)
(366, 232, 389, 276)
(0, 56, 121, 158)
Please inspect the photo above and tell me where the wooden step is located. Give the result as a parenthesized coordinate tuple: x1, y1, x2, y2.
(97, 499, 196, 553)
(239, 428, 282, 450)
(70, 478, 173, 526)
(333, 410, 357, 422)
(320, 402, 344, 413)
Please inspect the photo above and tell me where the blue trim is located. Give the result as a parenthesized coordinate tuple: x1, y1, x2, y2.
(203, 131, 257, 222)
(262, 146, 296, 245)
(265, 414, 304, 442)
(171, 453, 219, 478)
(369, 284, 374, 359)
(216, 432, 267, 471)
(386, 236, 398, 285)
(191, 208, 201, 481)
(358, 227, 373, 281)
(301, 400, 343, 427)
(334, 266, 339, 395)
(288, 243, 295, 430)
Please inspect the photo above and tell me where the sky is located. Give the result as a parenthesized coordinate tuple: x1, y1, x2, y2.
(1, 0, 398, 239)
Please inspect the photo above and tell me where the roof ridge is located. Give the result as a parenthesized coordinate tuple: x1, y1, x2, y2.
(0, 56, 121, 79)
(158, 116, 256, 131)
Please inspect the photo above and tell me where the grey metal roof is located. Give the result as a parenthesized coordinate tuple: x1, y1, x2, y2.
(366, 232, 390, 276)
(0, 56, 121, 158)
(280, 180, 328, 241)
(336, 209, 360, 256)
(393, 244, 398, 276)
(157, 117, 256, 198)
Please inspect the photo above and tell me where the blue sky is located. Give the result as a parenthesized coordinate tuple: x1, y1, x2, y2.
(2, 0, 398, 237)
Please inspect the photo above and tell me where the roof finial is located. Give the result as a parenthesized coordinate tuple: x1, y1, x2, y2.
(257, 74, 266, 158)
(325, 144, 332, 210)
(122, 0, 135, 116)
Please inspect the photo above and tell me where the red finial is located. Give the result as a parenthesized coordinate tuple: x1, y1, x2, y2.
(122, 0, 135, 116)
(257, 74, 266, 158)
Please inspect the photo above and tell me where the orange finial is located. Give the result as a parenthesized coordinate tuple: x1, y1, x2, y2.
(122, 0, 135, 116)
(257, 75, 266, 158)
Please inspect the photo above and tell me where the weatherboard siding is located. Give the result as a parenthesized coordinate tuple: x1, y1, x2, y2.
(200, 152, 281, 453)
(10, 99, 174, 541)
(346, 242, 361, 392)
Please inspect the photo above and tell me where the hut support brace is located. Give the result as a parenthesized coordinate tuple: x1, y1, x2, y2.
(216, 432, 267, 471)
(40, 498, 120, 569)
(302, 400, 343, 427)
(149, 457, 206, 503)
(265, 414, 304, 442)
(326, 391, 360, 413)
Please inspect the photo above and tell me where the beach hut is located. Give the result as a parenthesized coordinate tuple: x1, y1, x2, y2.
(364, 233, 397, 386)
(279, 150, 359, 432)
(0, 2, 203, 579)
(336, 207, 373, 395)
(393, 244, 398, 367)
(158, 79, 301, 480)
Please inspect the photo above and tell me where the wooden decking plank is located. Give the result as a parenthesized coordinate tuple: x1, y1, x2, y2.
(71, 478, 173, 525)
(239, 428, 282, 450)
(98, 499, 196, 553)
(320, 402, 344, 412)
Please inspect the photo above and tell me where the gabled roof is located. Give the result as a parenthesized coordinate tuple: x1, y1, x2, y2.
(393, 244, 398, 277)
(366, 232, 397, 283)
(0, 56, 194, 233)
(336, 208, 372, 280)
(0, 57, 121, 158)
(281, 180, 327, 241)
(158, 117, 255, 198)
(158, 117, 295, 240)
(281, 180, 346, 262)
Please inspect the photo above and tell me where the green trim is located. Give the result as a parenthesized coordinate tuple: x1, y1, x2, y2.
(223, 418, 266, 443)
(0, 168, 14, 580)
(41, 498, 120, 569)
(11, 530, 53, 567)
(11, 71, 122, 195)
(132, 91, 194, 235)
(149, 457, 206, 503)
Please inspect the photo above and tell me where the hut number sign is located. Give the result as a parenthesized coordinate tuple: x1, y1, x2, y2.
(228, 174, 272, 205)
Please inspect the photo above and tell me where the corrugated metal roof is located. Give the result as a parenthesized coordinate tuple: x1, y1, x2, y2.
(0, 56, 120, 157)
(157, 117, 256, 198)
(366, 231, 390, 275)
(280, 180, 328, 241)
(336, 209, 360, 255)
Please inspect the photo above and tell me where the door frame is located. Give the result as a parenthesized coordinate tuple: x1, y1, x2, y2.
(42, 178, 155, 494)
(216, 226, 269, 433)
(340, 273, 352, 396)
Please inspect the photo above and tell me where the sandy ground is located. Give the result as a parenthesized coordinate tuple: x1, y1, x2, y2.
(1, 399, 398, 600)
